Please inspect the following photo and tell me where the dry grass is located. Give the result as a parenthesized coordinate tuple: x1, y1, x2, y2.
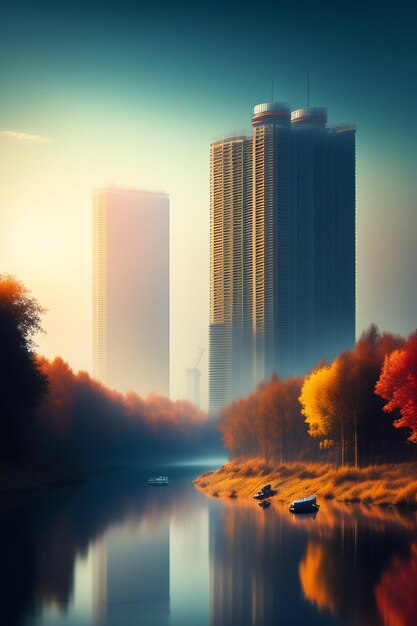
(193, 458, 417, 507)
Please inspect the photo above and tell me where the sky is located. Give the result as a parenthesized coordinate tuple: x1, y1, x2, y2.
(0, 0, 416, 408)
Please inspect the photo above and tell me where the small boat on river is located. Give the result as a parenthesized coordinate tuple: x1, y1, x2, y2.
(253, 484, 275, 500)
(147, 476, 168, 486)
(289, 495, 319, 513)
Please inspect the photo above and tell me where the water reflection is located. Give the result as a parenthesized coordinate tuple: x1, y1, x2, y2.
(1, 466, 209, 626)
(375, 542, 417, 626)
(209, 503, 326, 625)
(1, 468, 417, 626)
(92, 519, 170, 625)
(209, 500, 417, 626)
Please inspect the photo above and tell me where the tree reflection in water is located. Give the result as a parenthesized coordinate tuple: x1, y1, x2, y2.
(210, 500, 417, 626)
(2, 476, 417, 626)
(375, 542, 417, 626)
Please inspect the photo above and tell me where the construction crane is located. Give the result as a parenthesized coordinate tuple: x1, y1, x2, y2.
(186, 347, 204, 407)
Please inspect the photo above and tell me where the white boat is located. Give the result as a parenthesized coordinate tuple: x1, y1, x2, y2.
(147, 476, 168, 486)
(289, 495, 319, 513)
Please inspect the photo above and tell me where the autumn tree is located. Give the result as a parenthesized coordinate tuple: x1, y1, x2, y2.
(301, 326, 408, 466)
(299, 362, 350, 465)
(375, 331, 417, 442)
(0, 275, 47, 458)
(350, 325, 407, 465)
(220, 325, 409, 465)
(36, 357, 77, 436)
(219, 375, 308, 462)
(219, 394, 259, 458)
(256, 375, 305, 463)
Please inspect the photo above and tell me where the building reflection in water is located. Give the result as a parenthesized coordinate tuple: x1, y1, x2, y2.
(208, 500, 417, 626)
(91, 518, 170, 626)
(91, 495, 210, 626)
(2, 472, 417, 626)
(208, 503, 316, 626)
(169, 505, 210, 626)
(88, 472, 210, 626)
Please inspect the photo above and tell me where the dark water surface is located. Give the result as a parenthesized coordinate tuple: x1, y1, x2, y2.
(2, 462, 417, 626)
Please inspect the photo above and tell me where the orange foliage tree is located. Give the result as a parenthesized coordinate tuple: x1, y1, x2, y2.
(218, 395, 258, 458)
(35, 356, 213, 462)
(219, 375, 307, 462)
(300, 326, 407, 466)
(375, 332, 417, 443)
(221, 325, 409, 465)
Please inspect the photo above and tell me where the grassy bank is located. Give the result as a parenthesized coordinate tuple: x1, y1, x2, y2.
(0, 461, 85, 494)
(194, 458, 417, 507)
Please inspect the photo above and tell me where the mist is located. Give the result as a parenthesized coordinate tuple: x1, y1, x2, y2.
(35, 357, 221, 464)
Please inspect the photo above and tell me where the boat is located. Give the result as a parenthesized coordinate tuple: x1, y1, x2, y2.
(147, 476, 168, 486)
(289, 495, 319, 513)
(253, 484, 275, 500)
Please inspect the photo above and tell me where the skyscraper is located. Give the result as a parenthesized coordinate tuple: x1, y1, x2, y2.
(92, 186, 169, 396)
(289, 108, 356, 374)
(252, 103, 292, 383)
(209, 103, 356, 414)
(209, 134, 253, 415)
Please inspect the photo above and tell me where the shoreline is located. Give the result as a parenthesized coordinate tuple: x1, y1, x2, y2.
(193, 458, 417, 508)
(0, 462, 86, 495)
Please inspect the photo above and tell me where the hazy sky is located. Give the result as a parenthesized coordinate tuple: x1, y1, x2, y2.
(1, 0, 416, 408)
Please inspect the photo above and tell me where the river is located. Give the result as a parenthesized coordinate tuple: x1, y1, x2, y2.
(2, 462, 416, 626)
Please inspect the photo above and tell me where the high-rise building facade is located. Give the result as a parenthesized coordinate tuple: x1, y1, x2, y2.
(289, 108, 356, 374)
(252, 103, 292, 382)
(209, 103, 356, 414)
(93, 186, 169, 396)
(209, 135, 253, 414)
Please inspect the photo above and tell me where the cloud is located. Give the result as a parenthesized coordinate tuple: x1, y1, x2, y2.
(1, 129, 49, 143)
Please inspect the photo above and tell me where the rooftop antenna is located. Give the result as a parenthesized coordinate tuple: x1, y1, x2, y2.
(271, 79, 274, 102)
(307, 71, 310, 108)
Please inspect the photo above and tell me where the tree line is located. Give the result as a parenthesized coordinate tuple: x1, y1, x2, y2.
(219, 325, 417, 466)
(0, 275, 217, 465)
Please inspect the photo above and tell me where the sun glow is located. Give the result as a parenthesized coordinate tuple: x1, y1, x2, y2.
(3, 213, 71, 272)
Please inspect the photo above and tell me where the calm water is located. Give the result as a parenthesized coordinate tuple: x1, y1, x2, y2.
(2, 463, 417, 626)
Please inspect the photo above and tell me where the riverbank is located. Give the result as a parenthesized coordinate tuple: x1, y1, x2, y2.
(0, 461, 86, 494)
(194, 458, 417, 506)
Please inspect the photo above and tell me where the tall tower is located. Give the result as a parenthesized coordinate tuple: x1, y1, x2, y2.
(252, 103, 291, 383)
(290, 107, 329, 373)
(290, 108, 356, 371)
(208, 102, 356, 415)
(251, 103, 356, 382)
(209, 134, 253, 415)
(92, 186, 169, 396)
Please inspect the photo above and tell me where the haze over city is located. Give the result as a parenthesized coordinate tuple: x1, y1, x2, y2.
(1, 0, 416, 409)
(2, 2, 417, 626)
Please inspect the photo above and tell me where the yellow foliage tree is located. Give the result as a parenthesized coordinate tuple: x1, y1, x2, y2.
(299, 363, 349, 465)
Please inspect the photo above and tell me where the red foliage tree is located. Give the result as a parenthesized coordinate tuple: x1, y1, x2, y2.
(375, 332, 417, 443)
